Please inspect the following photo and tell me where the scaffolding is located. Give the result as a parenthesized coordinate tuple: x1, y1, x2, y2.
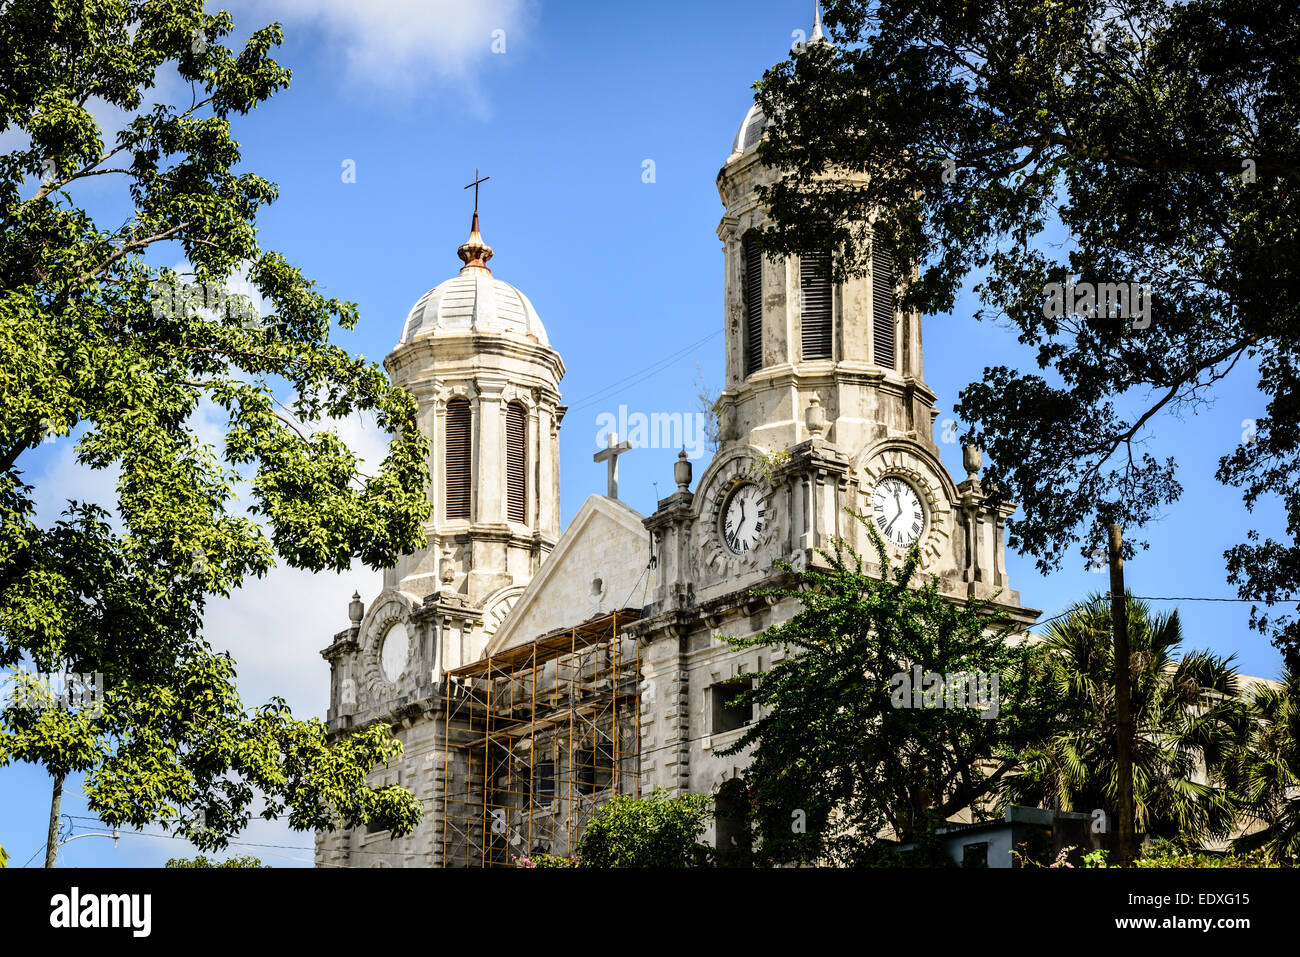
(441, 610, 642, 867)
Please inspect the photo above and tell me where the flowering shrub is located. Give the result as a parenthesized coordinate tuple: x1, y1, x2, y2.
(1133, 845, 1282, 869)
(1018, 838, 1287, 869)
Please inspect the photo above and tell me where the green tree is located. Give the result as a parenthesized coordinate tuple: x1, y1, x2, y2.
(165, 854, 268, 868)
(0, 0, 428, 857)
(749, 0, 1300, 665)
(1224, 669, 1300, 862)
(573, 790, 713, 868)
(720, 513, 1048, 866)
(1002, 594, 1241, 845)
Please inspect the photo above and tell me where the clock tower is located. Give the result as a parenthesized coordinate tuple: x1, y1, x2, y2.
(626, 8, 1037, 819)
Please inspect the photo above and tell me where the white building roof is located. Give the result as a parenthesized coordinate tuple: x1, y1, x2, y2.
(398, 268, 548, 346)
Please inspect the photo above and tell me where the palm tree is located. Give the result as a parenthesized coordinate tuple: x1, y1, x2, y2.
(1223, 670, 1300, 862)
(1001, 592, 1241, 846)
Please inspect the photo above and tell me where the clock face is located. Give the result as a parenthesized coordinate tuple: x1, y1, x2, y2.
(870, 476, 925, 547)
(722, 483, 766, 555)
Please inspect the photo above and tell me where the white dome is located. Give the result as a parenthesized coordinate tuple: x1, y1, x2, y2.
(732, 101, 769, 154)
(399, 268, 548, 346)
(397, 210, 549, 347)
(731, 7, 831, 156)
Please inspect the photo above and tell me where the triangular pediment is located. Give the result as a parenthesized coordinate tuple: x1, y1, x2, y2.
(485, 495, 650, 654)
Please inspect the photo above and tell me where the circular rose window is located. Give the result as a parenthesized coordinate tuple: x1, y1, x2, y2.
(380, 622, 409, 683)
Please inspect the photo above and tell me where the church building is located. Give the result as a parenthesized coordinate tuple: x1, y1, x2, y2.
(314, 9, 1038, 868)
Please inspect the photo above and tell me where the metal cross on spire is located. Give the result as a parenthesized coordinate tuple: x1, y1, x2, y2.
(464, 168, 490, 213)
(457, 168, 494, 271)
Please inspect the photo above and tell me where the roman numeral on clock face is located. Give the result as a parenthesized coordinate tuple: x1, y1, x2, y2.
(869, 476, 925, 546)
(721, 483, 764, 555)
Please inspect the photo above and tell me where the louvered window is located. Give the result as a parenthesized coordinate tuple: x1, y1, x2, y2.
(445, 398, 471, 520)
(744, 241, 763, 376)
(800, 248, 833, 360)
(873, 243, 896, 370)
(506, 403, 527, 524)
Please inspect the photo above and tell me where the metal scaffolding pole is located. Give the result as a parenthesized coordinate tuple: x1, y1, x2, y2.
(439, 609, 642, 867)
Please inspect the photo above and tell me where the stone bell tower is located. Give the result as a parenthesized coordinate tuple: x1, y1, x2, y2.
(713, 13, 939, 459)
(381, 206, 565, 619)
(316, 193, 568, 867)
(629, 7, 1035, 819)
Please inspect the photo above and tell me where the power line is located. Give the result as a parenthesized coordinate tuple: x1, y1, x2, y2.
(621, 563, 650, 611)
(52, 820, 356, 867)
(564, 330, 721, 413)
(22, 841, 47, 868)
(40, 590, 1293, 867)
(1031, 593, 1300, 630)
(1123, 594, 1300, 604)
(56, 814, 426, 864)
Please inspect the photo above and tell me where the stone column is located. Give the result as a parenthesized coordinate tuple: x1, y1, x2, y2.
(528, 397, 541, 530)
(551, 412, 562, 538)
(431, 390, 447, 525)
(536, 402, 555, 536)
(764, 254, 790, 368)
(719, 216, 741, 388)
(475, 375, 506, 525)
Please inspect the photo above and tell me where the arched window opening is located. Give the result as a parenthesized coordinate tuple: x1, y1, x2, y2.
(800, 247, 833, 360)
(744, 239, 764, 377)
(506, 403, 528, 524)
(445, 398, 472, 520)
(872, 240, 896, 370)
(715, 778, 754, 867)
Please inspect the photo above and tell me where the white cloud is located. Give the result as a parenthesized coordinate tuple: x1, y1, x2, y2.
(222, 0, 534, 96)
(204, 559, 380, 718)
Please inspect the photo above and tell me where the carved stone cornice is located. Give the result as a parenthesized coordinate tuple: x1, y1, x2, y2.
(320, 627, 360, 661)
(644, 489, 694, 532)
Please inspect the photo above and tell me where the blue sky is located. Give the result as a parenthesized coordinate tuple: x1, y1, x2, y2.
(0, 0, 1287, 867)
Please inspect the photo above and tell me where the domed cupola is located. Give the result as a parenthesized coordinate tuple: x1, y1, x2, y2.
(397, 210, 550, 347)
(382, 190, 565, 612)
(732, 101, 770, 156)
(730, 3, 831, 156)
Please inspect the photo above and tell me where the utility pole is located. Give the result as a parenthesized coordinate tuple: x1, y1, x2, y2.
(1107, 524, 1137, 866)
(44, 771, 64, 868)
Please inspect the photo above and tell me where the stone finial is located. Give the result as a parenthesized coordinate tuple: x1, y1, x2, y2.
(440, 548, 456, 584)
(348, 591, 364, 625)
(963, 443, 983, 480)
(674, 448, 692, 492)
(805, 394, 826, 438)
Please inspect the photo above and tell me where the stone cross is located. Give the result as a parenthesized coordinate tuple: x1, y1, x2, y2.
(593, 432, 633, 500)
